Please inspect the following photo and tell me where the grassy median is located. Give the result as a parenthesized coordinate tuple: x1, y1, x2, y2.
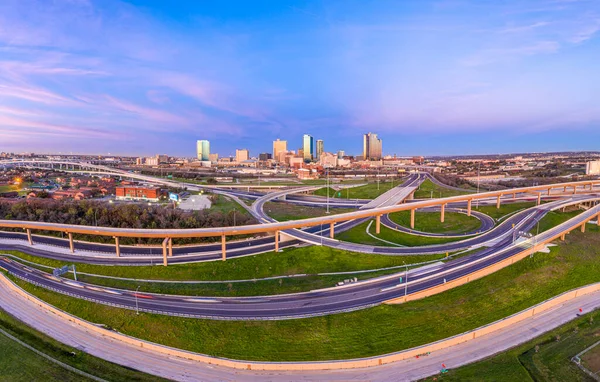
(387, 210, 482, 234)
(475, 201, 536, 220)
(263, 201, 355, 221)
(3, 246, 443, 281)
(414, 179, 470, 199)
(336, 220, 469, 246)
(12, 225, 600, 362)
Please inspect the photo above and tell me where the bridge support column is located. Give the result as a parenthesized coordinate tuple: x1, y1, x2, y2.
(512, 192, 516, 199)
(440, 204, 445, 223)
(168, 238, 173, 257)
(581, 222, 586, 233)
(410, 209, 415, 229)
(563, 186, 567, 193)
(375, 215, 381, 234)
(162, 238, 168, 266)
(330, 222, 335, 239)
(221, 235, 227, 261)
(274, 230, 279, 252)
(547, 187, 551, 195)
(496, 195, 501, 209)
(537, 193, 542, 206)
(114, 236, 120, 257)
(560, 234, 565, 241)
(573, 186, 577, 194)
(467, 199, 472, 216)
(26, 229, 33, 245)
(67, 233, 74, 253)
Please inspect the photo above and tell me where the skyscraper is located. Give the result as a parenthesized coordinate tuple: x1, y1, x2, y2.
(235, 149, 249, 162)
(316, 139, 324, 160)
(363, 133, 382, 160)
(196, 140, 210, 161)
(303, 134, 314, 161)
(273, 139, 287, 161)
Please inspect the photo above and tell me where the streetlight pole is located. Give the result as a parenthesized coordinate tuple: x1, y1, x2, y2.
(476, 161, 481, 208)
(326, 169, 330, 214)
(135, 285, 141, 315)
(233, 208, 237, 227)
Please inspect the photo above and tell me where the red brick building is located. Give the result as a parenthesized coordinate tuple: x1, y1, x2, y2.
(115, 186, 162, 202)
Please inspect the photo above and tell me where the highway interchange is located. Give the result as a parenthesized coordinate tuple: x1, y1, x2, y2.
(0, 160, 599, 320)
(2, 160, 600, 381)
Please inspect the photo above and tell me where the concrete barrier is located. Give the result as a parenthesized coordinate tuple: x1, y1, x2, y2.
(1, 273, 598, 371)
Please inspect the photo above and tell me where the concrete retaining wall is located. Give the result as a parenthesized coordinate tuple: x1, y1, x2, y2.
(1, 273, 598, 371)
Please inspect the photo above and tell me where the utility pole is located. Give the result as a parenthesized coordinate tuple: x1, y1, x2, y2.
(404, 263, 408, 297)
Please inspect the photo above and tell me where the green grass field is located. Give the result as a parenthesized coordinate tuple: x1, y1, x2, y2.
(475, 202, 536, 220)
(3, 246, 443, 282)
(208, 194, 251, 217)
(414, 179, 470, 199)
(336, 220, 469, 247)
(315, 180, 404, 200)
(263, 201, 355, 221)
(428, 310, 600, 382)
(388, 210, 482, 234)
(533, 208, 583, 234)
(0, 308, 164, 381)
(14, 225, 600, 362)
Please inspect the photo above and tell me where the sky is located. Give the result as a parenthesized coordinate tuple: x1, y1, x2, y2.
(1, 0, 599, 157)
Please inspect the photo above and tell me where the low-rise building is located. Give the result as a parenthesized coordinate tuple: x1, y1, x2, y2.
(115, 186, 162, 202)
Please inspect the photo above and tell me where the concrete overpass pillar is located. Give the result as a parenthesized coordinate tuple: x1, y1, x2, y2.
(547, 187, 551, 195)
(410, 209, 415, 229)
(375, 215, 381, 234)
(67, 233, 74, 253)
(221, 235, 227, 261)
(573, 186, 577, 194)
(512, 192, 516, 199)
(560, 233, 565, 241)
(26, 229, 33, 245)
(162, 238, 169, 266)
(168, 238, 173, 257)
(581, 222, 586, 233)
(563, 186, 567, 193)
(467, 199, 472, 216)
(274, 230, 279, 252)
(537, 193, 542, 206)
(496, 195, 501, 209)
(440, 204, 445, 223)
(330, 222, 335, 239)
(114, 236, 120, 257)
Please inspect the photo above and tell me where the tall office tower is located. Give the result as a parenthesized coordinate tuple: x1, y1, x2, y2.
(273, 139, 287, 161)
(316, 139, 324, 160)
(363, 133, 382, 160)
(235, 149, 249, 162)
(337, 150, 345, 159)
(196, 140, 210, 161)
(303, 134, 314, 161)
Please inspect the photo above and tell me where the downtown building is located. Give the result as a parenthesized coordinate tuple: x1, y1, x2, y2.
(316, 139, 324, 160)
(303, 134, 314, 161)
(273, 139, 287, 162)
(196, 140, 210, 161)
(363, 132, 382, 161)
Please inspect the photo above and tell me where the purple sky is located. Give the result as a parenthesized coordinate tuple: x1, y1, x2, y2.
(1, 0, 600, 157)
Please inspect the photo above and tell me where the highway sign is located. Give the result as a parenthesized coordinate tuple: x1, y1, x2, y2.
(169, 192, 179, 202)
(53, 265, 69, 277)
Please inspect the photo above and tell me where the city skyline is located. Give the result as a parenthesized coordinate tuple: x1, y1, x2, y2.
(1, 0, 600, 156)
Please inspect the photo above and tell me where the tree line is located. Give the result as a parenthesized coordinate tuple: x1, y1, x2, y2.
(0, 199, 257, 246)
